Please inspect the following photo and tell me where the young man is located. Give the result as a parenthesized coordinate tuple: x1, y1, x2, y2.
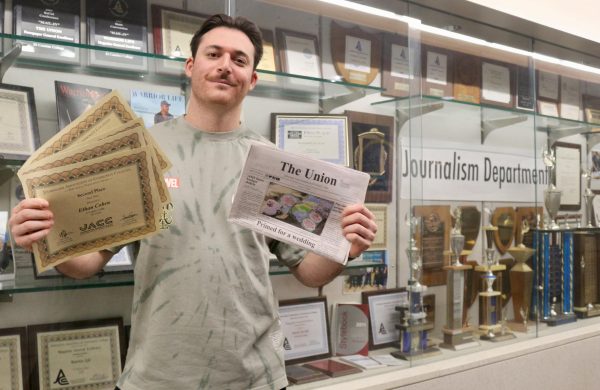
(153, 100, 174, 124)
(9, 14, 378, 390)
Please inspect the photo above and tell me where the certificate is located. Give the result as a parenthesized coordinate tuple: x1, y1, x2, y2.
(29, 318, 124, 390)
(554, 142, 581, 210)
(271, 114, 349, 165)
(279, 297, 331, 364)
(537, 71, 559, 101)
(537, 100, 559, 117)
(560, 77, 581, 121)
(330, 22, 381, 85)
(584, 94, 600, 124)
(276, 28, 322, 79)
(365, 204, 387, 249)
(481, 61, 513, 107)
(361, 288, 406, 348)
(0, 84, 40, 162)
(0, 327, 28, 390)
(19, 147, 162, 272)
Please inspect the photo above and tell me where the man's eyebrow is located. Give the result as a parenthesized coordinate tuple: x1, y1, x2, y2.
(205, 44, 250, 59)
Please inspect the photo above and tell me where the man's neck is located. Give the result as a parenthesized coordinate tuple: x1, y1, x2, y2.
(185, 100, 242, 132)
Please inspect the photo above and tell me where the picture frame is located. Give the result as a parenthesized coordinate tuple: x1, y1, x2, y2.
(278, 296, 331, 365)
(28, 317, 125, 390)
(0, 326, 29, 390)
(421, 45, 453, 98)
(151, 5, 207, 59)
(0, 83, 40, 162)
(361, 288, 406, 349)
(271, 113, 349, 166)
(275, 28, 322, 79)
(366, 204, 387, 250)
(480, 60, 515, 108)
(257, 29, 279, 76)
(345, 110, 394, 203)
(554, 142, 582, 210)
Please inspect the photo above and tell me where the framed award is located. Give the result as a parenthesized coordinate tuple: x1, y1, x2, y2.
(554, 142, 581, 211)
(366, 204, 387, 250)
(537, 70, 560, 102)
(559, 77, 582, 121)
(330, 21, 381, 86)
(480, 60, 515, 108)
(152, 5, 207, 59)
(453, 53, 481, 104)
(412, 204, 451, 286)
(345, 111, 394, 203)
(0, 84, 40, 162)
(361, 288, 406, 349)
(271, 113, 349, 165)
(0, 327, 29, 390)
(257, 29, 279, 83)
(537, 99, 559, 117)
(583, 94, 600, 124)
(275, 28, 322, 79)
(421, 45, 453, 98)
(382, 33, 411, 97)
(28, 318, 125, 390)
(278, 296, 331, 365)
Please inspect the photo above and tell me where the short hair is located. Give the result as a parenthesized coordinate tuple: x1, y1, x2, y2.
(190, 14, 263, 70)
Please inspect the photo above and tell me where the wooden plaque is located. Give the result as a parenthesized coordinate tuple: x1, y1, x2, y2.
(330, 21, 381, 86)
(381, 33, 410, 97)
(492, 207, 516, 255)
(413, 205, 451, 286)
(421, 45, 453, 98)
(453, 53, 481, 104)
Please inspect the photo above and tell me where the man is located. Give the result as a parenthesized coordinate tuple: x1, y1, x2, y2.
(153, 100, 174, 124)
(9, 14, 377, 390)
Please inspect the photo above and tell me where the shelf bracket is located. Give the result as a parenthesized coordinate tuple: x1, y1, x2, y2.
(397, 100, 444, 128)
(319, 88, 366, 113)
(536, 124, 589, 148)
(0, 43, 22, 83)
(481, 114, 528, 144)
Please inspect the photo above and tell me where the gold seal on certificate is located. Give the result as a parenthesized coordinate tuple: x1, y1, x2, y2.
(330, 21, 381, 85)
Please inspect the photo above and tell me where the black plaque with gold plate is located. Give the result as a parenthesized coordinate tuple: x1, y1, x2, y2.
(422, 45, 453, 98)
(573, 228, 600, 318)
(516, 66, 535, 111)
(330, 21, 381, 86)
(412, 205, 451, 286)
(346, 111, 394, 203)
(453, 53, 480, 104)
(492, 207, 516, 256)
(382, 33, 410, 97)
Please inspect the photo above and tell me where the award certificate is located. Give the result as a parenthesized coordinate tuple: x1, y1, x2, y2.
(559, 77, 581, 121)
(0, 327, 27, 390)
(381, 34, 411, 97)
(538, 71, 559, 101)
(277, 29, 321, 78)
(555, 142, 581, 210)
(0, 84, 40, 162)
(481, 61, 511, 105)
(538, 100, 559, 117)
(426, 51, 447, 85)
(362, 289, 406, 348)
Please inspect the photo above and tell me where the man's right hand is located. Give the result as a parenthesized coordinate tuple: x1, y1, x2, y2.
(8, 198, 54, 252)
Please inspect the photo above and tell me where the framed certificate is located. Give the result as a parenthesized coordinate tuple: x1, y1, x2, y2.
(361, 288, 406, 349)
(560, 77, 582, 121)
(275, 28, 322, 79)
(382, 33, 411, 97)
(151, 5, 207, 59)
(421, 45, 453, 98)
(28, 318, 125, 390)
(537, 70, 560, 102)
(583, 94, 600, 124)
(366, 204, 387, 250)
(271, 113, 349, 165)
(330, 21, 381, 86)
(0, 327, 29, 390)
(537, 99, 559, 117)
(278, 296, 331, 365)
(554, 142, 581, 211)
(257, 29, 279, 83)
(345, 111, 394, 203)
(0, 84, 40, 162)
(481, 60, 515, 108)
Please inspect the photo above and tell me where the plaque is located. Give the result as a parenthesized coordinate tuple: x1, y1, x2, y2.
(560, 77, 582, 121)
(285, 364, 328, 384)
(54, 81, 111, 130)
(271, 113, 349, 165)
(275, 28, 321, 78)
(87, 0, 148, 71)
(516, 66, 535, 111)
(257, 29, 278, 82)
(302, 359, 361, 377)
(554, 142, 581, 210)
(28, 318, 125, 390)
(537, 99, 559, 117)
(330, 21, 381, 85)
(381, 33, 411, 97)
(481, 60, 515, 108)
(453, 53, 480, 104)
(460, 206, 481, 253)
(0, 327, 28, 390)
(346, 111, 394, 203)
(13, 0, 80, 63)
(334, 303, 369, 356)
(279, 297, 331, 365)
(413, 205, 451, 286)
(537, 70, 560, 102)
(0, 84, 40, 162)
(361, 288, 406, 349)
(491, 207, 516, 255)
(422, 46, 453, 98)
(583, 94, 600, 124)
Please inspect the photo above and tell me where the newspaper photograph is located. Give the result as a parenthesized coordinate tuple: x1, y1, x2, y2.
(229, 144, 370, 264)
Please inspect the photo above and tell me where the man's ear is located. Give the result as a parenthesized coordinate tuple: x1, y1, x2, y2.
(249, 71, 258, 91)
(184, 57, 194, 78)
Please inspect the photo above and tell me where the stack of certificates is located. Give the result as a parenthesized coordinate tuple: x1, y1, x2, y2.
(19, 91, 171, 273)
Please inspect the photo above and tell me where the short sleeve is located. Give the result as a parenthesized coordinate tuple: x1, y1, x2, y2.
(268, 239, 306, 268)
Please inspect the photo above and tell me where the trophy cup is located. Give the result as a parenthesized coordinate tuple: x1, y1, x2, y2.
(440, 207, 478, 350)
(583, 169, 596, 228)
(476, 208, 515, 341)
(543, 148, 562, 230)
(507, 220, 534, 332)
(392, 216, 440, 360)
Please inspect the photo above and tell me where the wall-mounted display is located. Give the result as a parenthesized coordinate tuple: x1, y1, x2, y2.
(554, 142, 581, 211)
(559, 77, 582, 121)
(381, 34, 411, 97)
(481, 60, 515, 108)
(422, 46, 453, 98)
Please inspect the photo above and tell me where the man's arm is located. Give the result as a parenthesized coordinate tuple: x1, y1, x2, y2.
(290, 204, 377, 287)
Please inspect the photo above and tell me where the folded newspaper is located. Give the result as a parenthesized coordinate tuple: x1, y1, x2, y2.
(229, 144, 370, 265)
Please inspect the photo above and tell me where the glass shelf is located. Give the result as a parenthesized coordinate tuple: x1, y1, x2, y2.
(0, 272, 133, 295)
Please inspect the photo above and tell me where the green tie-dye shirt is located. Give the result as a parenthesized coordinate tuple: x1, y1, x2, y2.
(117, 117, 304, 390)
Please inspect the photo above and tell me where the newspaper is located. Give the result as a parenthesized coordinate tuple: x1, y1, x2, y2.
(229, 144, 370, 264)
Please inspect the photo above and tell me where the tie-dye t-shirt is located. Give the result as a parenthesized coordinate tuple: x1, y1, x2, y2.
(117, 117, 304, 390)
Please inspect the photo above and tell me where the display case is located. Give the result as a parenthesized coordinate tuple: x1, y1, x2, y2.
(1, 0, 600, 389)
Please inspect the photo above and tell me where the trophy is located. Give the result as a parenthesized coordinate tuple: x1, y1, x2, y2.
(392, 216, 440, 360)
(440, 207, 478, 350)
(507, 220, 534, 332)
(583, 169, 596, 228)
(476, 208, 515, 341)
(543, 148, 562, 230)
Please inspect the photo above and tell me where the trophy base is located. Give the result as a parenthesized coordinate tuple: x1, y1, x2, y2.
(479, 331, 516, 342)
(439, 327, 479, 350)
(391, 346, 442, 361)
(543, 313, 577, 326)
(574, 306, 600, 319)
(507, 321, 531, 333)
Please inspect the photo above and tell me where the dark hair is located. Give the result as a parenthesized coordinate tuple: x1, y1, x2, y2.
(190, 14, 263, 70)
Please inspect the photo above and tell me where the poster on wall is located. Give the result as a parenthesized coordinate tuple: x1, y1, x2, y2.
(54, 80, 111, 129)
(130, 89, 186, 127)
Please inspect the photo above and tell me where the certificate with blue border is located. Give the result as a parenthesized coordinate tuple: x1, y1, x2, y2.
(271, 114, 349, 166)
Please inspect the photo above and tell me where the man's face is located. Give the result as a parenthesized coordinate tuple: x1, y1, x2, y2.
(161, 103, 170, 114)
(185, 27, 258, 108)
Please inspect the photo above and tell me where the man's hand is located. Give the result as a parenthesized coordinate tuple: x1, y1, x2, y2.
(341, 204, 378, 258)
(8, 198, 54, 252)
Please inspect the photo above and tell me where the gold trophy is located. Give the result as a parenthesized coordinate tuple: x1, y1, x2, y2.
(507, 220, 534, 332)
(440, 207, 478, 350)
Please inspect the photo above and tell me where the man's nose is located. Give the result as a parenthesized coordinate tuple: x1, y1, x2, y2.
(217, 54, 232, 73)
